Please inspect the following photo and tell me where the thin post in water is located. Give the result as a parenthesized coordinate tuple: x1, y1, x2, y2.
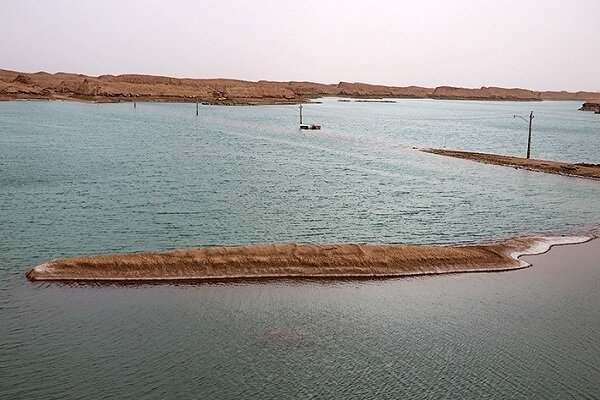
(513, 111, 534, 159)
(527, 111, 534, 159)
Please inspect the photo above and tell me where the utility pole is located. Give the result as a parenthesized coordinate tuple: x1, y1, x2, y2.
(299, 104, 303, 125)
(513, 111, 534, 159)
(527, 111, 534, 159)
(196, 98, 199, 116)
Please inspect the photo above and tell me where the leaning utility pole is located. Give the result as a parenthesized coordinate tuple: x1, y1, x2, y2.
(513, 111, 534, 159)
(527, 111, 534, 159)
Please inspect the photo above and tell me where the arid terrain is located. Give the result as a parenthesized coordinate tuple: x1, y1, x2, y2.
(424, 149, 600, 180)
(2, 69, 600, 105)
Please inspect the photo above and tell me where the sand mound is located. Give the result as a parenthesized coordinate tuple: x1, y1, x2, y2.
(424, 149, 600, 180)
(26, 236, 591, 282)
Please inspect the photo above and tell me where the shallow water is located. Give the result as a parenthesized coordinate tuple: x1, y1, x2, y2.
(1, 99, 599, 398)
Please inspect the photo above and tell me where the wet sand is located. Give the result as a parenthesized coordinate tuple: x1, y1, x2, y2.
(424, 149, 600, 180)
(26, 236, 590, 282)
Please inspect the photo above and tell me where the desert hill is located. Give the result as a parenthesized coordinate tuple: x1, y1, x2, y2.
(1, 69, 599, 104)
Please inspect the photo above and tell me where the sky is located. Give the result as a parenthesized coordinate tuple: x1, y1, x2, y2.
(1, 0, 599, 91)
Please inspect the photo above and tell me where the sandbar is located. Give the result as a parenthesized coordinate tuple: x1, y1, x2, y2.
(424, 149, 600, 180)
(26, 236, 591, 283)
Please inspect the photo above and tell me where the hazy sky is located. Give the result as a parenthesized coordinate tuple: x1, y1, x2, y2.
(1, 0, 599, 91)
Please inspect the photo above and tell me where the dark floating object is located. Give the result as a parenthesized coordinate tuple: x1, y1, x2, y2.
(300, 124, 321, 130)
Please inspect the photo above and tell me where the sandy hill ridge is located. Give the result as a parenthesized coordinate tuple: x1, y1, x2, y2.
(1, 69, 599, 104)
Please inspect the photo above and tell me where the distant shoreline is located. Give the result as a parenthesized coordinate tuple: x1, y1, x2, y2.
(26, 236, 591, 283)
(424, 149, 600, 181)
(2, 68, 600, 106)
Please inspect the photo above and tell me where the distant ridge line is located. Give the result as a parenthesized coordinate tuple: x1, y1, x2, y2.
(2, 68, 600, 105)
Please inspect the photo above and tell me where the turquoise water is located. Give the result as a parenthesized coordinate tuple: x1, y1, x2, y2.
(1, 99, 599, 398)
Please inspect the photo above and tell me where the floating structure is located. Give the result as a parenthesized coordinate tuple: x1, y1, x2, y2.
(299, 105, 321, 130)
(300, 124, 321, 130)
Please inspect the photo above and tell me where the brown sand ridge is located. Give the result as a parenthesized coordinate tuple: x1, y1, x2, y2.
(2, 68, 600, 105)
(26, 237, 565, 282)
(424, 149, 600, 180)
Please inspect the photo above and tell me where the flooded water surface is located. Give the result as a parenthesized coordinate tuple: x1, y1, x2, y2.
(1, 99, 599, 398)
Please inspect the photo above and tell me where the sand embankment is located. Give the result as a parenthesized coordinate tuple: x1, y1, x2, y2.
(424, 149, 600, 180)
(26, 236, 590, 282)
(2, 68, 600, 105)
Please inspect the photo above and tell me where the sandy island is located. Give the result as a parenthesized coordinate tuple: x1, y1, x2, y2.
(424, 149, 600, 180)
(26, 236, 591, 282)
